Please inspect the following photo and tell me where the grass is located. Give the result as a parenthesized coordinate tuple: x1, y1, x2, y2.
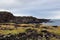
(0, 23, 60, 40)
(0, 24, 60, 36)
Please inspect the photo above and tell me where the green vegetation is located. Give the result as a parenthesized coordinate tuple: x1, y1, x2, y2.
(0, 24, 60, 40)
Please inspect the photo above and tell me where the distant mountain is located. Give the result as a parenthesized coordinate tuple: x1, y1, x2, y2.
(0, 11, 50, 24)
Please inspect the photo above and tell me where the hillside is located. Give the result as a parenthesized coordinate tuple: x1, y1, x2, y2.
(0, 11, 50, 23)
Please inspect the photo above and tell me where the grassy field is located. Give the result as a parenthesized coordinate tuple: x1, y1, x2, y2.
(0, 24, 60, 40)
(0, 24, 60, 35)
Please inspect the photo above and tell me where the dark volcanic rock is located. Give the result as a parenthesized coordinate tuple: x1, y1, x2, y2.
(0, 11, 50, 23)
(0, 11, 14, 23)
(14, 16, 50, 24)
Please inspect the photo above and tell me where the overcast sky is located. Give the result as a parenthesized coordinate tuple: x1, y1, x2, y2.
(0, 0, 60, 19)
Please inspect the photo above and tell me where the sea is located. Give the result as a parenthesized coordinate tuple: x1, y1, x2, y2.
(42, 19, 60, 26)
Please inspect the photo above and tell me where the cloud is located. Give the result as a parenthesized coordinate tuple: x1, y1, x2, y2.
(0, 0, 60, 19)
(48, 11, 60, 19)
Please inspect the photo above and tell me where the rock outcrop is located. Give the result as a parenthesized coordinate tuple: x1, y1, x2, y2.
(0, 11, 50, 23)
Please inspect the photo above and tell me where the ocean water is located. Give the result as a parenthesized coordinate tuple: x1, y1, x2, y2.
(42, 19, 60, 26)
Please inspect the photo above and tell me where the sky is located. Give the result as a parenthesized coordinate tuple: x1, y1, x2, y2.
(0, 0, 60, 19)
